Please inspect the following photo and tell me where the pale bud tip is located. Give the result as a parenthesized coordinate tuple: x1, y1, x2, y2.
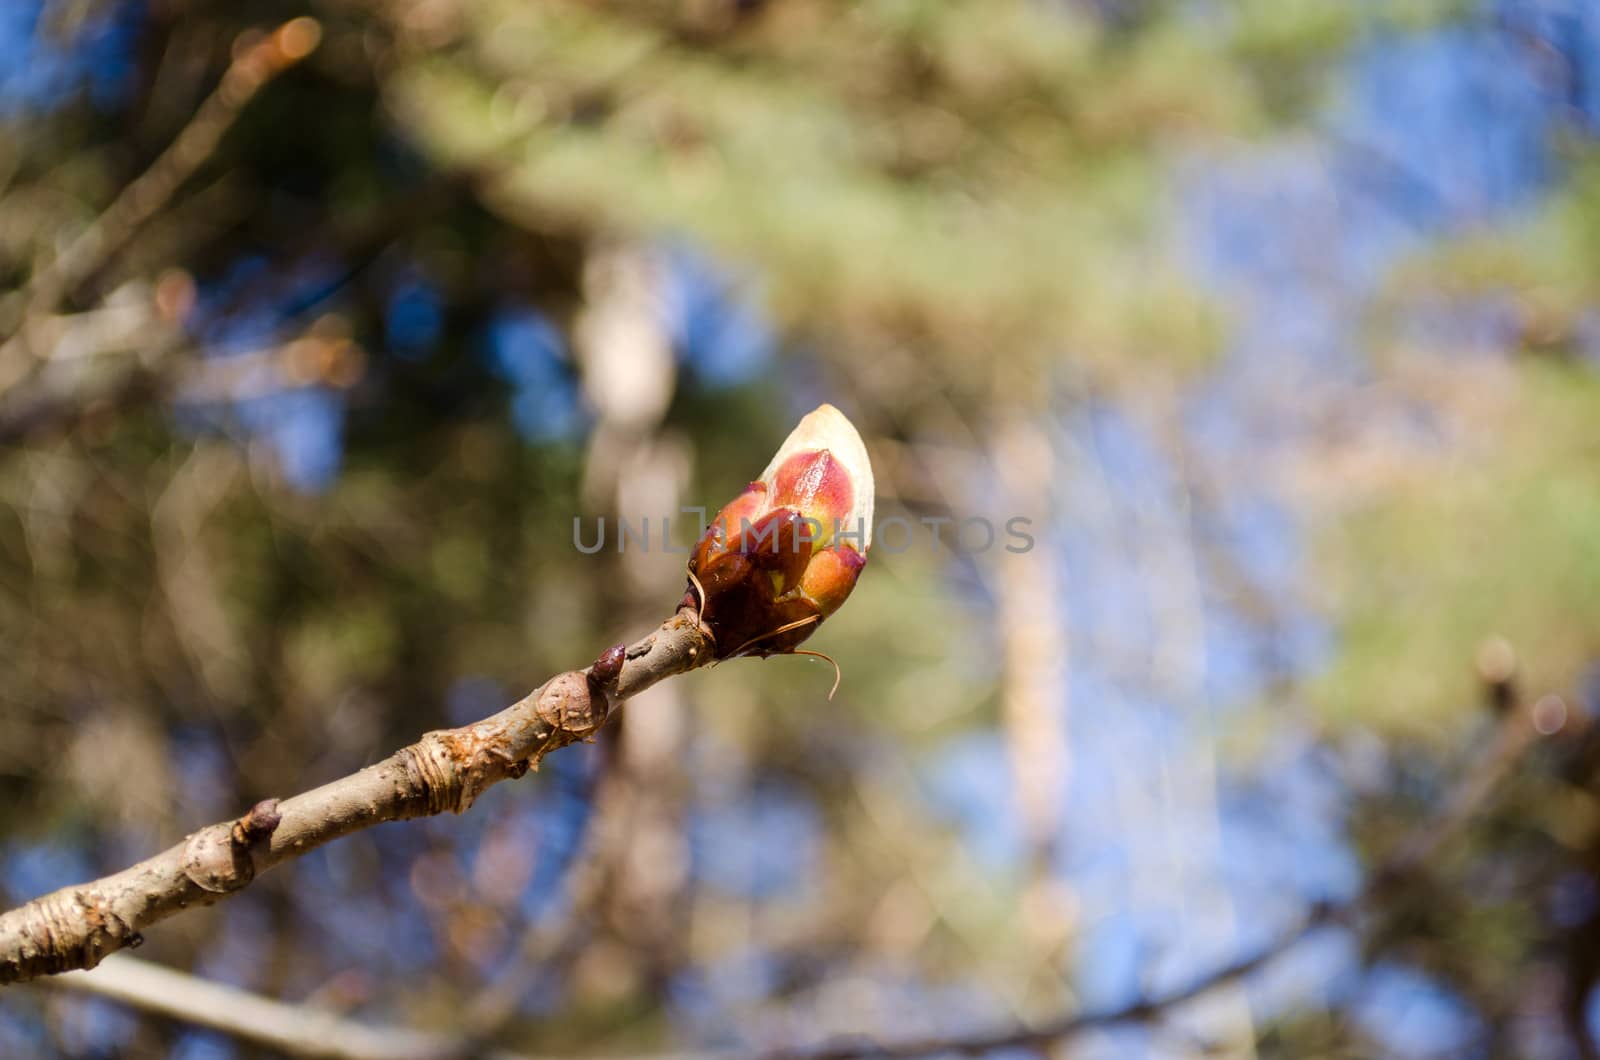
(762, 403, 875, 551)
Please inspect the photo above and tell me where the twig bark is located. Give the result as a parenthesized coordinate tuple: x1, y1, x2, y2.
(0, 611, 713, 984)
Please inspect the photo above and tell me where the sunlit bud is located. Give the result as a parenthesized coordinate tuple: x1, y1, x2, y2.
(686, 404, 874, 660)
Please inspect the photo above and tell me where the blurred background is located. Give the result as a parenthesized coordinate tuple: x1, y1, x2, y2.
(3, 1, 1600, 1057)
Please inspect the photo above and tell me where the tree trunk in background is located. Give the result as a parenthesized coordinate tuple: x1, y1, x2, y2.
(1128, 390, 1258, 1058)
(992, 417, 1077, 1016)
(575, 242, 695, 992)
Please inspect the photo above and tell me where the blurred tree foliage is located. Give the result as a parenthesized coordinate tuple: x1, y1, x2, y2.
(3, 0, 1600, 1058)
(1313, 359, 1600, 734)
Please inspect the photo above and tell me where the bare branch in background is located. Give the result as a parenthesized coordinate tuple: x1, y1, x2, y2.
(0, 613, 713, 983)
(5, 17, 322, 337)
(49, 954, 535, 1060)
(763, 673, 1554, 1059)
(0, 17, 326, 444)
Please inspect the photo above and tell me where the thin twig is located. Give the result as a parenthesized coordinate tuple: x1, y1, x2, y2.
(0, 612, 713, 983)
(46, 953, 727, 1060)
(29, 923, 1315, 1060)
(767, 693, 1548, 1059)
(49, 954, 531, 1060)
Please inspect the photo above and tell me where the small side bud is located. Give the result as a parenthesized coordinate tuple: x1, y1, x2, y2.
(1475, 635, 1518, 716)
(588, 643, 626, 700)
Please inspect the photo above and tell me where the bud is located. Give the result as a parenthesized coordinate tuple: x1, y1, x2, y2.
(686, 404, 873, 660)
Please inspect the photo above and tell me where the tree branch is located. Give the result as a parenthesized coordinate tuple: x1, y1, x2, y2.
(8, 18, 323, 332)
(0, 610, 713, 984)
(49, 953, 535, 1060)
(769, 685, 1551, 1059)
(26, 681, 1552, 1058)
